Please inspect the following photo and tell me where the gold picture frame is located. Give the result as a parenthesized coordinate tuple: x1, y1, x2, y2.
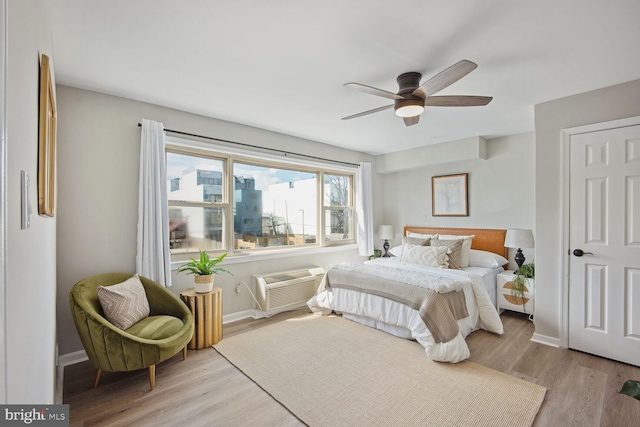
(38, 53, 56, 216)
(432, 173, 468, 216)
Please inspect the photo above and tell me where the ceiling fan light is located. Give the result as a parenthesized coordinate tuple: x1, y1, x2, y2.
(395, 104, 424, 117)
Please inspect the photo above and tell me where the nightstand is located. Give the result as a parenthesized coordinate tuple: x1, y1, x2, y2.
(497, 270, 534, 315)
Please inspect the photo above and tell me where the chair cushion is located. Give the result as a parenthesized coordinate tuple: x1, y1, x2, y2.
(97, 274, 150, 330)
(126, 315, 185, 340)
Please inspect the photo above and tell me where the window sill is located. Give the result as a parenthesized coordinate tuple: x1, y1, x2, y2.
(170, 243, 359, 270)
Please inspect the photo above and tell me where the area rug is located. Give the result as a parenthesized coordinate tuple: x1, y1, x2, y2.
(214, 314, 546, 427)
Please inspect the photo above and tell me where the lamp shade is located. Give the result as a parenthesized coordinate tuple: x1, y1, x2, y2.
(377, 225, 395, 240)
(504, 229, 535, 249)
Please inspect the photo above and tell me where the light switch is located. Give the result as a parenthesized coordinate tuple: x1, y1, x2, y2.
(21, 170, 31, 229)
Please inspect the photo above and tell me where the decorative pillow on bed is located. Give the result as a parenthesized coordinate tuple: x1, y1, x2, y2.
(468, 249, 509, 268)
(434, 234, 474, 267)
(403, 236, 431, 246)
(406, 231, 436, 239)
(401, 243, 450, 268)
(390, 237, 431, 257)
(97, 274, 150, 330)
(430, 237, 464, 269)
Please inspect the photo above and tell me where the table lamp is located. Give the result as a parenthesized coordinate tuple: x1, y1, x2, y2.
(504, 229, 535, 272)
(378, 225, 395, 257)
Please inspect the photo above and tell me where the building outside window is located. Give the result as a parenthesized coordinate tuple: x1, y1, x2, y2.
(233, 162, 317, 250)
(166, 151, 226, 253)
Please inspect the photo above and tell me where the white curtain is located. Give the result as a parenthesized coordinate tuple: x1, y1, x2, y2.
(356, 162, 374, 256)
(136, 119, 172, 286)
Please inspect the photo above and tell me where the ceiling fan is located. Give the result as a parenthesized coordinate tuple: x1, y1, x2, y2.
(342, 60, 493, 127)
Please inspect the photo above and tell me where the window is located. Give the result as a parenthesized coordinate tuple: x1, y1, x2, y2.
(324, 174, 353, 242)
(233, 162, 317, 249)
(166, 151, 227, 253)
(166, 142, 356, 255)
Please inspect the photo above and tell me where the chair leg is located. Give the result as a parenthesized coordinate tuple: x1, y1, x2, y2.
(94, 369, 102, 388)
(148, 365, 156, 391)
(183, 346, 187, 360)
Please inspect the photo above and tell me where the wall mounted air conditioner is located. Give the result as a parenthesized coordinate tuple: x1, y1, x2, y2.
(254, 266, 325, 312)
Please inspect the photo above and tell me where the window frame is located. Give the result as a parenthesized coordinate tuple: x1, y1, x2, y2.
(165, 136, 357, 258)
(166, 147, 230, 252)
(322, 173, 355, 243)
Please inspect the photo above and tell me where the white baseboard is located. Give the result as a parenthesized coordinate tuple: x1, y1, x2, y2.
(530, 333, 560, 348)
(223, 309, 258, 323)
(56, 350, 89, 404)
(55, 363, 64, 405)
(251, 302, 310, 319)
(59, 349, 89, 368)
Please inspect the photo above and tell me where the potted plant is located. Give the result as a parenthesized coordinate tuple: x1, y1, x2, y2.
(177, 250, 232, 293)
(511, 263, 535, 307)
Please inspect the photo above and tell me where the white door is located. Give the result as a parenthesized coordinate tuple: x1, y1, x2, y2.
(568, 124, 640, 366)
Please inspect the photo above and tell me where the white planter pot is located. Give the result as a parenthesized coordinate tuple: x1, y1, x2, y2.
(194, 274, 214, 293)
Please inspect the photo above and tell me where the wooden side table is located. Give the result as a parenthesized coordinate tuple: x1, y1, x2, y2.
(180, 287, 222, 349)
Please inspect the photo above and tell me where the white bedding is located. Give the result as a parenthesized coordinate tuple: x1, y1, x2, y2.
(307, 259, 503, 363)
(368, 259, 503, 306)
(461, 265, 505, 308)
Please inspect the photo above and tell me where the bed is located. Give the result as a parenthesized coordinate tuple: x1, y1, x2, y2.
(307, 226, 509, 363)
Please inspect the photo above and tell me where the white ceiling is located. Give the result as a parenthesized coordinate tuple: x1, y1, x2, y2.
(48, 0, 640, 155)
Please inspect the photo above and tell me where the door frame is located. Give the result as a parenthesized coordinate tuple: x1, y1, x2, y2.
(560, 115, 640, 349)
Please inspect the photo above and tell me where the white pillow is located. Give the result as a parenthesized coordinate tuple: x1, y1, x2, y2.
(393, 234, 432, 258)
(389, 245, 403, 257)
(435, 234, 474, 267)
(401, 243, 450, 268)
(468, 249, 509, 268)
(406, 232, 436, 239)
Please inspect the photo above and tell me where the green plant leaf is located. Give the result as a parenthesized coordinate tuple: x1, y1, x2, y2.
(516, 263, 535, 278)
(620, 380, 640, 400)
(176, 250, 232, 276)
(510, 263, 535, 306)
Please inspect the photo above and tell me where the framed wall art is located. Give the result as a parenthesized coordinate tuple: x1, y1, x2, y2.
(38, 53, 56, 217)
(432, 173, 468, 216)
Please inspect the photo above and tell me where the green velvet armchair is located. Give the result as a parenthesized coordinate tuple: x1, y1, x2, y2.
(69, 273, 194, 391)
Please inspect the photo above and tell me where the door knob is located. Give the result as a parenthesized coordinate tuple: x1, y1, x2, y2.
(573, 249, 593, 257)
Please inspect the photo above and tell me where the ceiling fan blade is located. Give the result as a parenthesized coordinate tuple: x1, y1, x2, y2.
(403, 116, 420, 126)
(341, 104, 394, 120)
(425, 95, 493, 107)
(413, 60, 478, 99)
(344, 82, 405, 100)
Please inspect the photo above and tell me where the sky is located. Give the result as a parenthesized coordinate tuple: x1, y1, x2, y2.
(166, 152, 314, 191)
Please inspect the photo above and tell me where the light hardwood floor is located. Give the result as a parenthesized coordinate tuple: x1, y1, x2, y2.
(64, 309, 640, 426)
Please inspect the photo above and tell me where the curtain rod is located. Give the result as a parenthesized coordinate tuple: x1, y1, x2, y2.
(137, 123, 360, 167)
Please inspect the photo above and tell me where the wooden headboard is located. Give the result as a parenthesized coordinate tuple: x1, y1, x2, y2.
(403, 226, 508, 258)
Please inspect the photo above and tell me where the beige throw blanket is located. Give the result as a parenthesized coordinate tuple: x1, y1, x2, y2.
(320, 265, 468, 343)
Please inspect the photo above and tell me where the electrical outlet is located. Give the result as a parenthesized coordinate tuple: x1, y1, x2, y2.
(235, 284, 242, 294)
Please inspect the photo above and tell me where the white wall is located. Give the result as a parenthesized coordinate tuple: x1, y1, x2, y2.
(5, 0, 57, 403)
(380, 132, 535, 268)
(55, 85, 380, 356)
(534, 78, 640, 343)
